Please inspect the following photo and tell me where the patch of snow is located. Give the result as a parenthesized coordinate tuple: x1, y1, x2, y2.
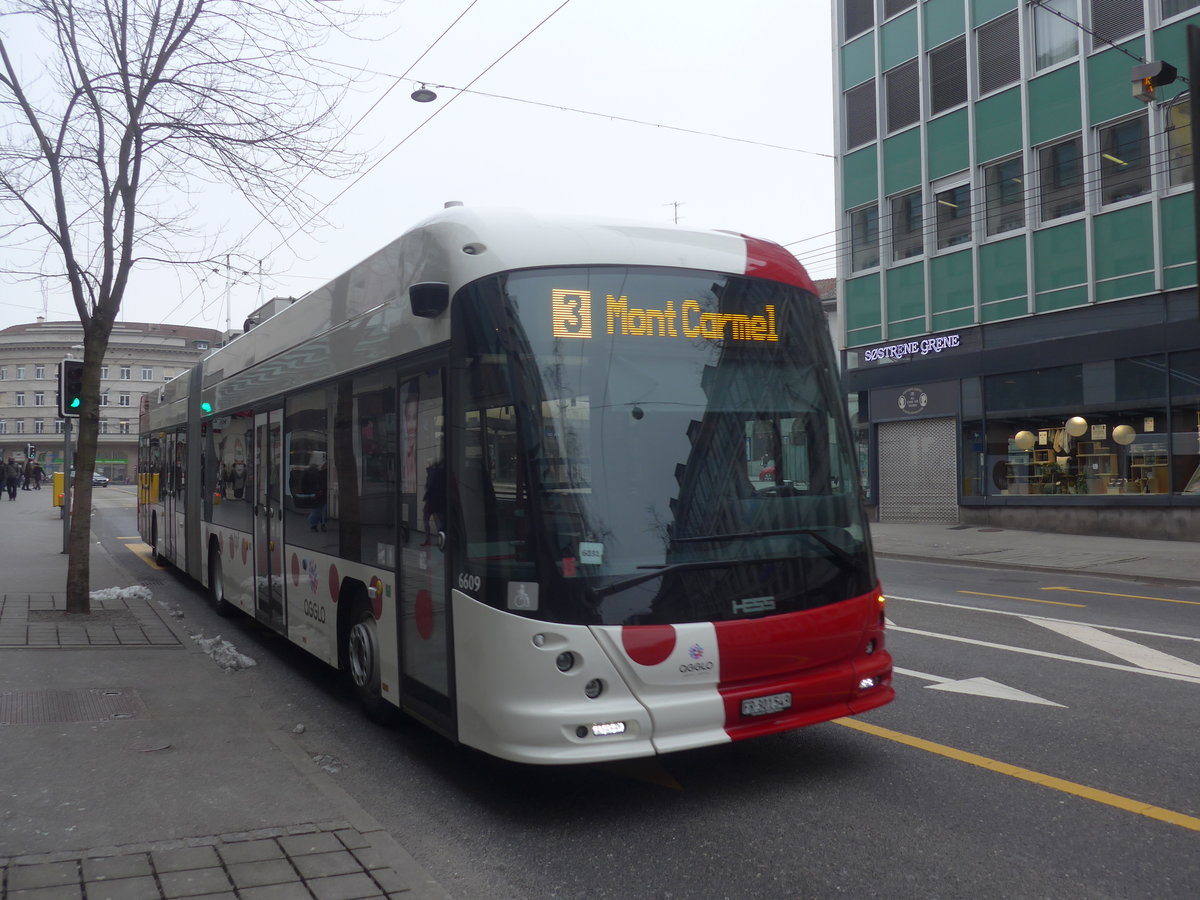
(191, 633, 257, 671)
(89, 585, 153, 603)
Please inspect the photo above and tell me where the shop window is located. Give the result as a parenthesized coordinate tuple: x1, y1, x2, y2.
(850, 204, 880, 271)
(885, 59, 920, 133)
(844, 0, 874, 41)
(1090, 0, 1142, 49)
(1039, 135, 1084, 221)
(1033, 0, 1079, 70)
(890, 189, 924, 260)
(976, 10, 1020, 95)
(1165, 96, 1192, 187)
(961, 422, 987, 497)
(1098, 114, 1149, 205)
(929, 36, 967, 115)
(845, 80, 877, 148)
(935, 183, 972, 248)
(985, 157, 1025, 235)
(1170, 349, 1200, 495)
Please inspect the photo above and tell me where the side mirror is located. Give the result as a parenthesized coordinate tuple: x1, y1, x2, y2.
(410, 282, 450, 318)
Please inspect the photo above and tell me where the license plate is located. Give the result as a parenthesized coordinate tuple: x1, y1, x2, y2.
(741, 692, 792, 717)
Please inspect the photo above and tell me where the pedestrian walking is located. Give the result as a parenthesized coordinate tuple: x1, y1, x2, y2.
(21, 459, 33, 490)
(3, 458, 19, 500)
(33, 462, 44, 490)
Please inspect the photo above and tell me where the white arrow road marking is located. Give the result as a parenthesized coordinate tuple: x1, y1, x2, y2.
(1029, 619, 1200, 678)
(893, 667, 1065, 706)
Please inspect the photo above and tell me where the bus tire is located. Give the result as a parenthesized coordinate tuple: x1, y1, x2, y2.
(346, 597, 397, 724)
(208, 545, 235, 618)
(150, 516, 167, 567)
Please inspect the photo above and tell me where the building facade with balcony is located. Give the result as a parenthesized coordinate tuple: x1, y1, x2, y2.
(834, 0, 1200, 540)
(0, 320, 222, 481)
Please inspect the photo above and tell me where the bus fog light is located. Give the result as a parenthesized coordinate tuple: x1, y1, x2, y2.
(858, 677, 876, 690)
(576, 726, 588, 738)
(591, 722, 626, 737)
(555, 651, 575, 672)
(584, 678, 603, 699)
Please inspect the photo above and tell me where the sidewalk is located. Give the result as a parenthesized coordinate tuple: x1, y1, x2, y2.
(0, 493, 450, 900)
(871, 519, 1198, 586)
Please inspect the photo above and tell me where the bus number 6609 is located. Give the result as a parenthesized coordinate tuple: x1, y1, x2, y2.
(457, 573, 481, 592)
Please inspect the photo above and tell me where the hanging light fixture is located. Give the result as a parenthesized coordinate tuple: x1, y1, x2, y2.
(1013, 431, 1036, 451)
(410, 84, 437, 103)
(1065, 416, 1089, 438)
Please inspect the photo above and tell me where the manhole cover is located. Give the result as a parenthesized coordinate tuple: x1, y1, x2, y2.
(0, 688, 147, 725)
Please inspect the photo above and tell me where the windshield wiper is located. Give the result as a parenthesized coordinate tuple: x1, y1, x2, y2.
(670, 528, 858, 571)
(591, 558, 774, 598)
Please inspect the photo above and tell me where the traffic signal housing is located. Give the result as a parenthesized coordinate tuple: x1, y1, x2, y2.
(58, 359, 84, 418)
(1132, 61, 1177, 102)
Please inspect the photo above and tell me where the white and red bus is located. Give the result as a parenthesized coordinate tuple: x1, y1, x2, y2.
(139, 205, 893, 764)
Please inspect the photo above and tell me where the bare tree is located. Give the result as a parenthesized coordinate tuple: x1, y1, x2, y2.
(0, 0, 394, 612)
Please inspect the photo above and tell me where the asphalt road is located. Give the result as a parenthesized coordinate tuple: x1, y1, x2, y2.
(93, 492, 1200, 899)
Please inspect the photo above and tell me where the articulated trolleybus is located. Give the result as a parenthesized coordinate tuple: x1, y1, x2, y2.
(139, 204, 893, 764)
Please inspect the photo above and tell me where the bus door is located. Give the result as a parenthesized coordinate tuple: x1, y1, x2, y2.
(397, 369, 452, 733)
(254, 408, 286, 633)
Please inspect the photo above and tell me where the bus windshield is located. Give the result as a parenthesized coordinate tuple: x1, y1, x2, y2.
(451, 266, 875, 626)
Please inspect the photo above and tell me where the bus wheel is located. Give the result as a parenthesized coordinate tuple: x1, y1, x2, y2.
(150, 517, 167, 566)
(347, 601, 397, 724)
(208, 548, 234, 618)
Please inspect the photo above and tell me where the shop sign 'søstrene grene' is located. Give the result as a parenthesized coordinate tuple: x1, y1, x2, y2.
(551, 289, 780, 343)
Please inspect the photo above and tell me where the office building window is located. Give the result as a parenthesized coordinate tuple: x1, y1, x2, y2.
(884, 0, 916, 16)
(1166, 97, 1192, 186)
(935, 183, 972, 248)
(54, 420, 64, 434)
(1090, 0, 1143, 49)
(34, 365, 44, 379)
(929, 37, 967, 115)
(15, 420, 24, 434)
(985, 157, 1026, 235)
(120, 365, 131, 380)
(845, 80, 877, 148)
(844, 0, 874, 40)
(885, 59, 920, 132)
(119, 421, 131, 434)
(1039, 136, 1084, 220)
(1098, 114, 1150, 205)
(119, 391, 131, 407)
(142, 366, 154, 380)
(34, 391, 44, 407)
(1163, 1, 1200, 18)
(34, 420, 45, 434)
(0, 420, 6, 433)
(977, 11, 1020, 95)
(101, 366, 109, 379)
(100, 419, 109, 434)
(1033, 0, 1079, 70)
(101, 392, 110, 407)
(15, 391, 25, 407)
(891, 190, 924, 260)
(0, 368, 6, 380)
(16, 366, 25, 379)
(850, 204, 880, 271)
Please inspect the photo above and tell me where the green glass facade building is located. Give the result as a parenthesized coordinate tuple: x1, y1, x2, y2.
(835, 0, 1200, 539)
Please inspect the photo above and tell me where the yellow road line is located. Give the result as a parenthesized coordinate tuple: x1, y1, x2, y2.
(124, 542, 165, 570)
(959, 590, 1085, 608)
(1044, 587, 1200, 607)
(835, 718, 1200, 832)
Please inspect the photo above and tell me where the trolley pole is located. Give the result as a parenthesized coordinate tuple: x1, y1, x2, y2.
(61, 416, 73, 553)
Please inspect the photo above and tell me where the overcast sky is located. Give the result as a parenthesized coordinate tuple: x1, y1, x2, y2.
(0, 0, 836, 335)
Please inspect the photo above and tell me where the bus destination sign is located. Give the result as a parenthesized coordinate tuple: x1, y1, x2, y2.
(552, 289, 779, 343)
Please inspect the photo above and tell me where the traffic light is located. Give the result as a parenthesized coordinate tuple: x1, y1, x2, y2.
(58, 359, 84, 418)
(25, 443, 36, 460)
(1131, 61, 1177, 102)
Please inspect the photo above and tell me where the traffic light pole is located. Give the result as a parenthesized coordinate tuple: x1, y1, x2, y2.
(1189, 26, 1200, 298)
(61, 416, 72, 553)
